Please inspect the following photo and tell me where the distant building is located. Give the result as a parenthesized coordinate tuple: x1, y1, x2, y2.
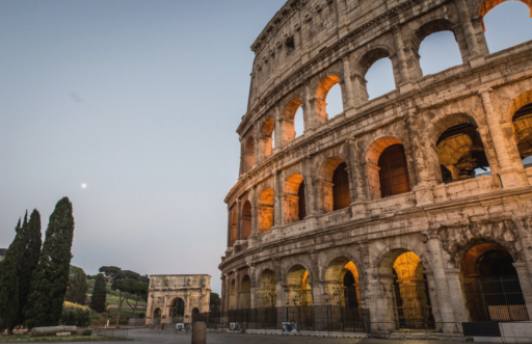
(145, 274, 211, 326)
(0, 248, 6, 261)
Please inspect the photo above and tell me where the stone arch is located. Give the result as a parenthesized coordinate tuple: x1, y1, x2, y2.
(229, 278, 237, 310)
(479, 0, 532, 21)
(239, 275, 251, 310)
(259, 116, 275, 158)
(414, 19, 466, 75)
(358, 47, 397, 100)
(258, 187, 275, 232)
(169, 297, 185, 323)
(461, 241, 529, 321)
(431, 113, 491, 183)
(320, 157, 351, 212)
(377, 248, 436, 329)
(242, 136, 256, 173)
(240, 200, 252, 240)
(366, 136, 411, 199)
(257, 269, 277, 308)
(282, 97, 305, 143)
(153, 308, 162, 325)
(323, 257, 362, 310)
(229, 205, 238, 246)
(315, 74, 343, 121)
(286, 264, 313, 306)
(284, 172, 305, 223)
(509, 91, 532, 166)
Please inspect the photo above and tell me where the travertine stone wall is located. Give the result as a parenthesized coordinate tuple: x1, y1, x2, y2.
(222, 0, 532, 335)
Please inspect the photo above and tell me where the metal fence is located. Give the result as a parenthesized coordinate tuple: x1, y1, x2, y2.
(199, 306, 370, 332)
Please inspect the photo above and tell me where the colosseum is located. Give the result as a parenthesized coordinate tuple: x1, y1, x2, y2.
(219, 0, 532, 337)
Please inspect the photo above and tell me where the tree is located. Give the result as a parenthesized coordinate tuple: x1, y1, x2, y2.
(18, 210, 42, 324)
(0, 219, 23, 332)
(65, 266, 88, 305)
(90, 274, 107, 313)
(25, 197, 75, 328)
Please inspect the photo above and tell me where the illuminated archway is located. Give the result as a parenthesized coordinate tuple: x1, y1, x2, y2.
(240, 201, 252, 240)
(321, 158, 351, 212)
(258, 188, 274, 232)
(260, 116, 275, 158)
(324, 258, 361, 309)
(286, 265, 313, 306)
(282, 98, 305, 143)
(229, 279, 237, 310)
(242, 136, 256, 172)
(284, 173, 305, 223)
(462, 242, 529, 321)
(316, 75, 343, 121)
(390, 251, 435, 329)
(367, 137, 411, 198)
(257, 269, 277, 308)
(512, 102, 532, 166)
(435, 115, 490, 182)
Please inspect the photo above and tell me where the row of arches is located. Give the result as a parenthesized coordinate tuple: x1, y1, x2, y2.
(226, 241, 529, 329)
(242, 1, 532, 173)
(231, 99, 532, 244)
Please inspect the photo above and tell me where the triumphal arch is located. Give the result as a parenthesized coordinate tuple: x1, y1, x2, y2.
(220, 0, 532, 336)
(145, 274, 211, 326)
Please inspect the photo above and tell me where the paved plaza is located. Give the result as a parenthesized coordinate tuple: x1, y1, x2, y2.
(2, 328, 486, 344)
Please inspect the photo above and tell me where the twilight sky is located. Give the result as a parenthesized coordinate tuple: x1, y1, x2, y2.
(0, 1, 530, 293)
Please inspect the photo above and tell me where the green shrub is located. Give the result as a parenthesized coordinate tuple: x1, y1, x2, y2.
(60, 307, 90, 327)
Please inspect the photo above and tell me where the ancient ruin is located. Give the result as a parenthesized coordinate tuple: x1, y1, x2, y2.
(220, 0, 532, 336)
(145, 275, 211, 326)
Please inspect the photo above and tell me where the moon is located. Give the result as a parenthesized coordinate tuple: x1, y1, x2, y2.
(81, 183, 88, 190)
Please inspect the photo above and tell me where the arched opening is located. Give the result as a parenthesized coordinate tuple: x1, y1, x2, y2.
(258, 188, 274, 232)
(333, 163, 351, 210)
(482, 0, 532, 53)
(361, 48, 396, 99)
(153, 308, 162, 325)
(512, 102, 532, 166)
(324, 258, 361, 309)
(229, 279, 237, 310)
(321, 158, 351, 212)
(240, 201, 252, 240)
(242, 136, 256, 173)
(367, 137, 411, 199)
(416, 20, 463, 75)
(286, 265, 313, 306)
(316, 75, 343, 122)
(378, 144, 411, 197)
(191, 308, 201, 323)
(256, 269, 278, 328)
(284, 173, 306, 223)
(366, 58, 396, 99)
(435, 117, 491, 183)
(282, 98, 305, 143)
(170, 298, 185, 323)
(391, 251, 434, 329)
(229, 206, 238, 246)
(239, 275, 251, 310)
(260, 116, 275, 159)
(462, 242, 529, 321)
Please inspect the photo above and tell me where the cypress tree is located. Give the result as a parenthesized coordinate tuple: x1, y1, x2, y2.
(18, 210, 42, 325)
(90, 274, 107, 313)
(0, 219, 23, 332)
(25, 198, 75, 328)
(65, 266, 88, 305)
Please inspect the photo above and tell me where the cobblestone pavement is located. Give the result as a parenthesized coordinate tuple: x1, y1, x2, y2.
(4, 328, 476, 344)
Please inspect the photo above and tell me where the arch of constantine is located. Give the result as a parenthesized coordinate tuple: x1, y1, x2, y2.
(220, 0, 532, 336)
(145, 274, 211, 326)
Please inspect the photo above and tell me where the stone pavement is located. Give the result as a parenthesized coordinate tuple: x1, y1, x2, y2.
(8, 328, 479, 344)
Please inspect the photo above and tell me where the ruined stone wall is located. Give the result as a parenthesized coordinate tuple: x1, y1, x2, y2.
(222, 0, 532, 334)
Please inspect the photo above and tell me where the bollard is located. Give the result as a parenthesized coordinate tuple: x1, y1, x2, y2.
(191, 321, 206, 344)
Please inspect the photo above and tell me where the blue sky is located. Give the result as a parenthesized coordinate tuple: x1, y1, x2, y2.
(0, 1, 530, 293)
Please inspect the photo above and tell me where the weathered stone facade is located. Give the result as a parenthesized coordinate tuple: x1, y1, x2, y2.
(220, 0, 532, 335)
(145, 275, 211, 326)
